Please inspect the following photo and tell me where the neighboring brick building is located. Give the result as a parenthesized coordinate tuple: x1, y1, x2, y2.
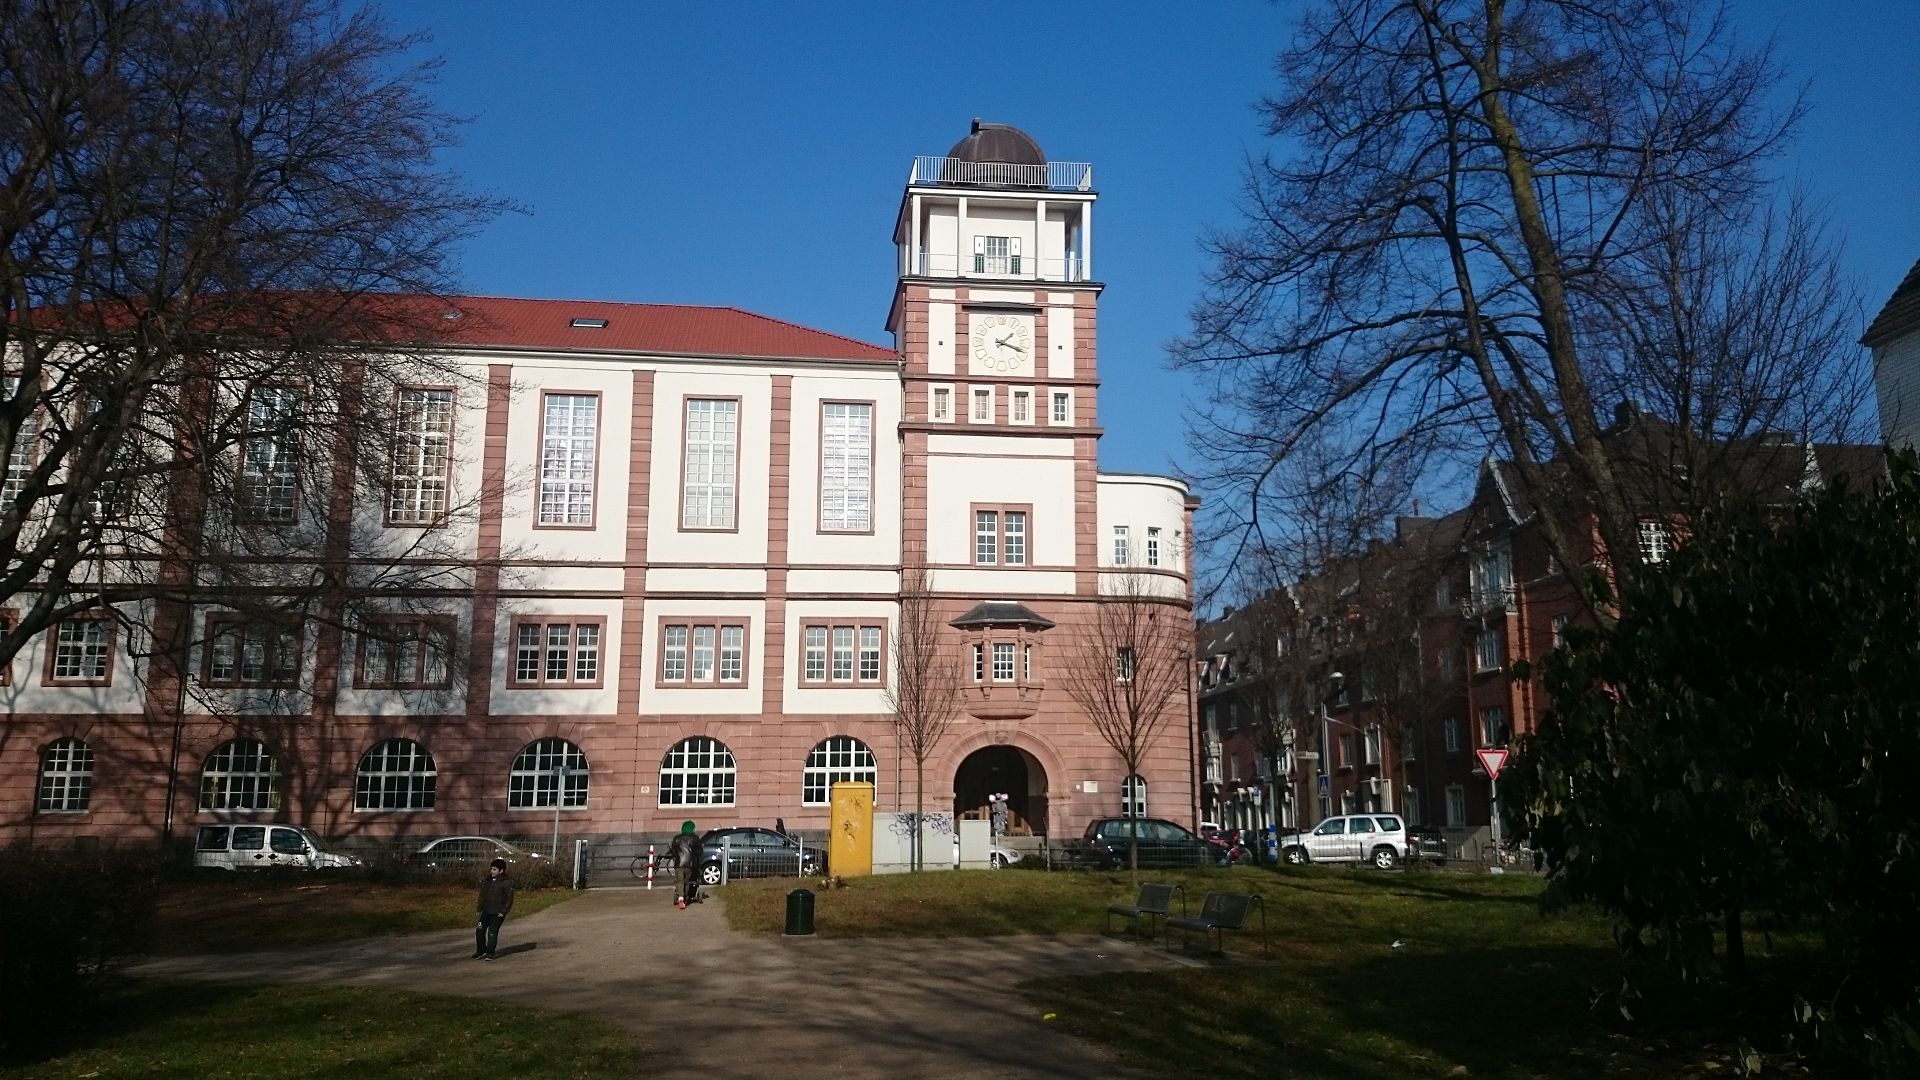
(4, 122, 1196, 847)
(1199, 410, 1879, 851)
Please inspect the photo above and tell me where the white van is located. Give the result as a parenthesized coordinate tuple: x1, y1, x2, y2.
(193, 824, 360, 870)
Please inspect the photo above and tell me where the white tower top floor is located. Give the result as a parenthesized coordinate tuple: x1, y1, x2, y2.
(895, 132, 1096, 285)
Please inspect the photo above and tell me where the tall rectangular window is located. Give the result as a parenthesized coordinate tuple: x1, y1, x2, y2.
(1003, 511, 1027, 566)
(972, 388, 992, 421)
(46, 616, 113, 685)
(804, 626, 827, 681)
(975, 510, 998, 564)
(204, 614, 301, 688)
(389, 388, 455, 526)
(1146, 526, 1160, 567)
(820, 402, 873, 532)
(974, 234, 1021, 274)
(1552, 613, 1573, 647)
(1479, 706, 1508, 747)
(1114, 647, 1136, 682)
(1011, 390, 1030, 422)
(1476, 625, 1502, 671)
(992, 642, 1016, 682)
(1444, 716, 1461, 753)
(2, 376, 37, 504)
(509, 618, 603, 688)
(239, 386, 301, 522)
(1112, 525, 1131, 565)
(1051, 392, 1070, 423)
(861, 628, 882, 681)
(1445, 785, 1466, 827)
(933, 387, 951, 420)
(683, 399, 738, 529)
(658, 620, 748, 685)
(1638, 520, 1672, 564)
(538, 393, 598, 526)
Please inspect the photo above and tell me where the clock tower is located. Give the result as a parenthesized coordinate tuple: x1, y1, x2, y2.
(886, 119, 1101, 592)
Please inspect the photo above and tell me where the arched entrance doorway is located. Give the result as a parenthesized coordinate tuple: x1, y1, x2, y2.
(953, 745, 1049, 836)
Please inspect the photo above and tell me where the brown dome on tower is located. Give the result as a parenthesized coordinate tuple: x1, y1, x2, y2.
(946, 119, 1046, 166)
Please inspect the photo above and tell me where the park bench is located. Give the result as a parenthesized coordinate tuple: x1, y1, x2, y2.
(1105, 881, 1184, 940)
(1166, 891, 1267, 957)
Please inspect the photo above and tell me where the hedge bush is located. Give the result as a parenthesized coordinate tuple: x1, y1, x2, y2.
(0, 845, 160, 1056)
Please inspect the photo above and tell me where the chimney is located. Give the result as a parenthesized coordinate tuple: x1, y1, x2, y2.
(971, 117, 982, 134)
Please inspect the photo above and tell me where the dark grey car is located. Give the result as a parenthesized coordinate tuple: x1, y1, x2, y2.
(697, 827, 823, 885)
(1081, 817, 1228, 869)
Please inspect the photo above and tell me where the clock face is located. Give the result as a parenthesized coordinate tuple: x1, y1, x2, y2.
(969, 312, 1034, 374)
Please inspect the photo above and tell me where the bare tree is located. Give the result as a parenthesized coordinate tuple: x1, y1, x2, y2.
(0, 0, 503, 682)
(883, 559, 964, 871)
(1063, 570, 1192, 872)
(1178, 0, 1869, 617)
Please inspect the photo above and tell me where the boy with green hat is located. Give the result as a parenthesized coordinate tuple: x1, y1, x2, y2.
(665, 820, 704, 909)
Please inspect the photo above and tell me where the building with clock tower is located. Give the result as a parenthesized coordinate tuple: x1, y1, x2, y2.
(1, 120, 1193, 853)
(887, 120, 1196, 839)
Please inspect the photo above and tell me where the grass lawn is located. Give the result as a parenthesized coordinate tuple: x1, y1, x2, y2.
(719, 866, 1817, 1078)
(2, 981, 639, 1078)
(150, 876, 581, 955)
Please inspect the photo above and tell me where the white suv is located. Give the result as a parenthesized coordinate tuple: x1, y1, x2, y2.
(1280, 814, 1410, 870)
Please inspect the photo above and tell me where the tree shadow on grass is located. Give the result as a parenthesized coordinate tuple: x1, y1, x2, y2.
(1028, 942, 1785, 1080)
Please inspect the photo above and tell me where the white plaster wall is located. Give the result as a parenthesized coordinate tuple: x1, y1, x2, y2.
(781, 598, 899, 715)
(968, 289, 1036, 305)
(646, 370, 773, 567)
(497, 361, 634, 564)
(1096, 475, 1191, 597)
(645, 567, 768, 595)
(929, 303, 956, 375)
(925, 455, 1076, 566)
(334, 599, 473, 718)
(1874, 333, 1920, 449)
(508, 565, 625, 595)
(0, 601, 148, 716)
(637, 598, 766, 715)
(927, 567, 1076, 596)
(787, 374, 903, 567)
(927, 434, 1071, 458)
(349, 350, 490, 563)
(788, 569, 899, 596)
(1046, 305, 1075, 379)
(490, 597, 624, 716)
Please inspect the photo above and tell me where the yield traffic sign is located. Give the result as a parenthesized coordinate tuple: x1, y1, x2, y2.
(1476, 748, 1509, 780)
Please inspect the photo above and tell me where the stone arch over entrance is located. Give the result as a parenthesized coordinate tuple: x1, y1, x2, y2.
(952, 743, 1052, 837)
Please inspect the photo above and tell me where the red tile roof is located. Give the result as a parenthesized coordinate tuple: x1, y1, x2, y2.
(421, 295, 897, 362)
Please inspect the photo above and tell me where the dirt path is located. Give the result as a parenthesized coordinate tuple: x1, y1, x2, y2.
(133, 886, 1195, 1079)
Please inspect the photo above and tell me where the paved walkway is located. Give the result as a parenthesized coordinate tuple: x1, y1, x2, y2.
(134, 886, 1195, 1079)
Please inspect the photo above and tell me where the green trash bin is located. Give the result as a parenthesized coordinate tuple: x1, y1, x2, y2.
(784, 888, 815, 936)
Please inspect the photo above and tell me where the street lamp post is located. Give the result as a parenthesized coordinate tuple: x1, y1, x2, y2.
(1320, 671, 1343, 821)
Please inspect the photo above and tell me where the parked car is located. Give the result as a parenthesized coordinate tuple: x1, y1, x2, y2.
(698, 826, 823, 885)
(194, 824, 360, 871)
(988, 844, 1023, 869)
(1081, 817, 1229, 869)
(1278, 814, 1411, 870)
(1406, 824, 1450, 865)
(407, 836, 545, 870)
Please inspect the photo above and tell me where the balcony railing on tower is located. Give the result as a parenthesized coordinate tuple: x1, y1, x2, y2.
(909, 156, 1094, 191)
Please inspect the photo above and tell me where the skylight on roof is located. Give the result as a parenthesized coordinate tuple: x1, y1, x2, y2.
(570, 317, 609, 329)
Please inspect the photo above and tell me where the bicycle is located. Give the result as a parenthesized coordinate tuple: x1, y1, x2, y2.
(629, 852, 677, 881)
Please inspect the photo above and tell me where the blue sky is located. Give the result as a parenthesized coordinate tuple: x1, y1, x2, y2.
(397, 0, 1919, 485)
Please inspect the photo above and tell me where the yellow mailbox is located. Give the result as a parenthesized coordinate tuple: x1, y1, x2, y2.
(829, 780, 875, 877)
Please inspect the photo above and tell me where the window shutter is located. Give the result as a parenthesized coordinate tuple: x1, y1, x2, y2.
(973, 235, 985, 273)
(1009, 237, 1022, 273)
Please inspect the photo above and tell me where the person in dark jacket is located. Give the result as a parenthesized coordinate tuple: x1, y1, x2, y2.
(475, 857, 515, 959)
(666, 820, 703, 909)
